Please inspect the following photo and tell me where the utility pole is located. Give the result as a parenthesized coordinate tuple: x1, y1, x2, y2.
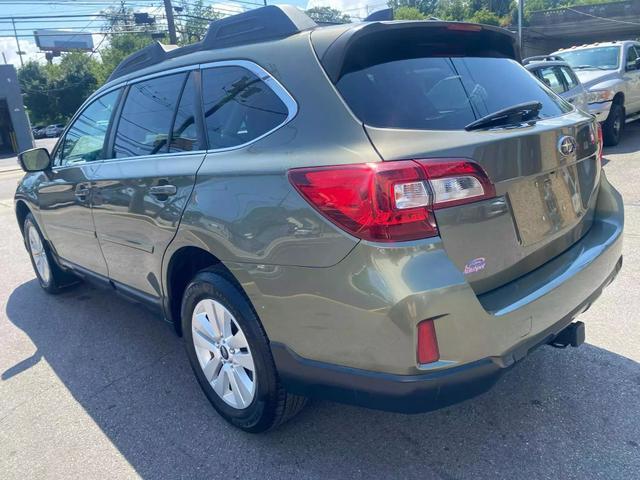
(518, 0, 523, 55)
(11, 18, 24, 67)
(163, 0, 178, 44)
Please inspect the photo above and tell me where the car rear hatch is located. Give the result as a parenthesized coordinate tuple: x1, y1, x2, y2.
(312, 21, 601, 294)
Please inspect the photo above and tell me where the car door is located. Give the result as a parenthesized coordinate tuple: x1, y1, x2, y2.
(624, 45, 640, 114)
(36, 88, 122, 277)
(91, 70, 206, 304)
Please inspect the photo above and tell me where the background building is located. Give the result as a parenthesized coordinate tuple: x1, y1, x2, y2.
(0, 65, 33, 155)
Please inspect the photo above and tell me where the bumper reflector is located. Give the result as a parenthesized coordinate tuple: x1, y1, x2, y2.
(417, 319, 440, 364)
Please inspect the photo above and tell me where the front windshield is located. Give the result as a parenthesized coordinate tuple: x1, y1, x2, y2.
(559, 46, 621, 70)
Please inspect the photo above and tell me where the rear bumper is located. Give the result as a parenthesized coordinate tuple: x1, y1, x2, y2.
(273, 256, 622, 413)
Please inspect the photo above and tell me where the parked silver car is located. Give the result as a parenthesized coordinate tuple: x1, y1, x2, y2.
(524, 56, 589, 111)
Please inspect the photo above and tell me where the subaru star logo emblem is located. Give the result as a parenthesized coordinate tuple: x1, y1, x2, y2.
(558, 136, 577, 156)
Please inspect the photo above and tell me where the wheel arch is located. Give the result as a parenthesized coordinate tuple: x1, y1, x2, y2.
(613, 91, 624, 106)
(164, 246, 251, 336)
(15, 199, 31, 235)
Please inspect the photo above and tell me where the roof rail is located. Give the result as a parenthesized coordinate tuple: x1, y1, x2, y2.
(107, 5, 317, 82)
(522, 54, 564, 65)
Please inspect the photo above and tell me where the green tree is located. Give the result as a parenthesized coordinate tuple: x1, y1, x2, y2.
(468, 8, 501, 25)
(305, 6, 351, 23)
(394, 6, 426, 19)
(18, 62, 53, 125)
(435, 0, 468, 21)
(175, 0, 220, 45)
(388, 0, 439, 16)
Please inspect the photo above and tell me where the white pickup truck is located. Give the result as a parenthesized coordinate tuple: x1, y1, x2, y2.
(554, 40, 640, 146)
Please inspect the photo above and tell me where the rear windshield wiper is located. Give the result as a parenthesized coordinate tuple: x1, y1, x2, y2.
(465, 101, 543, 131)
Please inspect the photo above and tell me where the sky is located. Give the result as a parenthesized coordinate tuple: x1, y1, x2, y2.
(0, 0, 383, 67)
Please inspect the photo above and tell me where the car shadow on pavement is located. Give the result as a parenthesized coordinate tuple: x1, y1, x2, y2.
(4, 279, 640, 479)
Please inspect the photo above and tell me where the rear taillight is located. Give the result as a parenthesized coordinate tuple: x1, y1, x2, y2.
(417, 319, 440, 364)
(596, 123, 604, 164)
(288, 159, 494, 242)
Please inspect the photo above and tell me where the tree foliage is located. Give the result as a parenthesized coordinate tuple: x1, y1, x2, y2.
(394, 6, 426, 19)
(175, 0, 220, 45)
(19, 53, 100, 125)
(305, 6, 351, 23)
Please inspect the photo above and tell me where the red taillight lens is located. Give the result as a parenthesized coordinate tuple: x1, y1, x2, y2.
(417, 319, 440, 364)
(596, 123, 604, 164)
(288, 159, 494, 242)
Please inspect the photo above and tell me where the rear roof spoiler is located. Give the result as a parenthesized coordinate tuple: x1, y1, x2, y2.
(313, 21, 519, 83)
(108, 5, 317, 82)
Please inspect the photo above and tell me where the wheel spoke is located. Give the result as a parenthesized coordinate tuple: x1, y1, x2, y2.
(193, 329, 218, 352)
(193, 312, 219, 344)
(227, 328, 248, 350)
(233, 352, 254, 372)
(202, 355, 222, 382)
(214, 303, 233, 339)
(202, 300, 223, 338)
(229, 365, 252, 407)
(213, 364, 230, 397)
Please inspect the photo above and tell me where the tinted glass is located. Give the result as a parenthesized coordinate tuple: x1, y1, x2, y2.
(626, 46, 638, 69)
(559, 67, 579, 89)
(57, 89, 120, 166)
(113, 73, 186, 158)
(169, 72, 199, 153)
(559, 47, 620, 70)
(201, 66, 288, 149)
(337, 57, 571, 131)
(538, 66, 566, 94)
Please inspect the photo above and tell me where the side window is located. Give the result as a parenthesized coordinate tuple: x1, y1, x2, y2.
(201, 66, 288, 149)
(113, 73, 186, 158)
(538, 66, 566, 94)
(169, 72, 199, 153)
(560, 67, 579, 90)
(627, 46, 639, 70)
(56, 89, 120, 167)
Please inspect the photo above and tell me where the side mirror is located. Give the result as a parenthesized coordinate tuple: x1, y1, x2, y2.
(18, 148, 51, 172)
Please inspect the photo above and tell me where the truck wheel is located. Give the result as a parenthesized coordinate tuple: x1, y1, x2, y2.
(602, 103, 624, 146)
(181, 269, 307, 432)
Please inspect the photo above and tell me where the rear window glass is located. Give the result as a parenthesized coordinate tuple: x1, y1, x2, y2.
(336, 57, 571, 130)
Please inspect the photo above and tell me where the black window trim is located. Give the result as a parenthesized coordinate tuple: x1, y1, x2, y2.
(52, 60, 297, 168)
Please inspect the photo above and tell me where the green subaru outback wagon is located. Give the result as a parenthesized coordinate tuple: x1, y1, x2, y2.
(15, 6, 623, 432)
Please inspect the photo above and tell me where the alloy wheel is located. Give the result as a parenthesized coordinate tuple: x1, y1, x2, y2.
(27, 224, 51, 285)
(191, 298, 256, 409)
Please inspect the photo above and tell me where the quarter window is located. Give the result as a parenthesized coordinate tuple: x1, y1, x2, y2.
(538, 66, 566, 94)
(56, 89, 120, 167)
(113, 73, 186, 158)
(201, 66, 288, 149)
(559, 67, 579, 90)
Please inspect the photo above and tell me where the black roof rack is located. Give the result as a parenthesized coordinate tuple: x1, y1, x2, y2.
(107, 5, 317, 82)
(522, 55, 565, 65)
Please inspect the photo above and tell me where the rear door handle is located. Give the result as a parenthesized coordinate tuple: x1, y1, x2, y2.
(149, 184, 177, 197)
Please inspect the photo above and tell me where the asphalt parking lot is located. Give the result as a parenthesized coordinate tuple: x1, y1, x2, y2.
(0, 126, 639, 479)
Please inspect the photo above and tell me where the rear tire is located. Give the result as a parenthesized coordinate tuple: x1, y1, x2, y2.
(181, 269, 306, 432)
(23, 213, 77, 294)
(603, 103, 624, 146)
